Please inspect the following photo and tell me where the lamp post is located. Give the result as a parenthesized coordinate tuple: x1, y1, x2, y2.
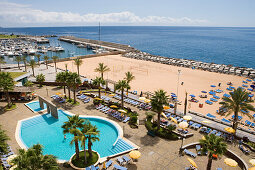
(174, 69, 181, 114)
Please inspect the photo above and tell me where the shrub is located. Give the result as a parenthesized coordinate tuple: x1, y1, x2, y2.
(63, 162, 71, 168)
(24, 80, 33, 87)
(129, 115, 137, 125)
(93, 99, 100, 105)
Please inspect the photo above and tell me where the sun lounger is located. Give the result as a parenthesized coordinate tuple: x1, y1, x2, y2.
(216, 131, 222, 137)
(183, 149, 197, 158)
(221, 118, 231, 124)
(213, 95, 220, 99)
(199, 127, 207, 133)
(113, 164, 127, 170)
(205, 100, 213, 105)
(205, 128, 211, 134)
(122, 155, 131, 163)
(245, 120, 252, 126)
(210, 130, 217, 135)
(117, 157, 124, 165)
(206, 113, 216, 118)
(123, 117, 130, 123)
(239, 145, 250, 154)
(217, 168, 223, 170)
(86, 167, 90, 170)
(196, 145, 202, 155)
(91, 165, 99, 170)
(210, 98, 218, 102)
(105, 160, 113, 168)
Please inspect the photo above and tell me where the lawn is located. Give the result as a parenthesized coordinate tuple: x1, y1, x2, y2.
(0, 34, 17, 39)
(71, 151, 99, 168)
(8, 72, 27, 79)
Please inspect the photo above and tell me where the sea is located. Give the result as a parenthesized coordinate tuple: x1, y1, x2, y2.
(1, 26, 255, 68)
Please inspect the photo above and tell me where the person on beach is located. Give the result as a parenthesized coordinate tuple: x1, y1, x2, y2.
(64, 135, 66, 140)
(218, 82, 221, 87)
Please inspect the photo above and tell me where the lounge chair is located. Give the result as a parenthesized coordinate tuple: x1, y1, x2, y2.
(217, 168, 223, 170)
(221, 118, 231, 124)
(105, 160, 113, 169)
(123, 117, 130, 123)
(122, 155, 131, 163)
(113, 164, 127, 170)
(210, 130, 217, 135)
(205, 100, 213, 105)
(245, 120, 252, 126)
(86, 167, 91, 170)
(210, 98, 218, 102)
(215, 132, 222, 137)
(196, 145, 202, 155)
(117, 157, 124, 165)
(239, 145, 250, 154)
(91, 165, 99, 170)
(206, 113, 216, 118)
(183, 149, 197, 158)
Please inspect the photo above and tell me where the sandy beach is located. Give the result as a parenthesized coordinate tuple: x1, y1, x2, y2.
(54, 54, 255, 122)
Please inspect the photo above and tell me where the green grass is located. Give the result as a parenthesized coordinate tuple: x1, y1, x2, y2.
(0, 164, 3, 170)
(0, 34, 17, 39)
(8, 72, 27, 79)
(67, 99, 80, 106)
(5, 103, 17, 111)
(71, 151, 98, 168)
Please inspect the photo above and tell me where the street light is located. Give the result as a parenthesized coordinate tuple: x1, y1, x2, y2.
(174, 69, 181, 114)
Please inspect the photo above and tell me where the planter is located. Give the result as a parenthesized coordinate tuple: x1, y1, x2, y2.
(69, 150, 100, 170)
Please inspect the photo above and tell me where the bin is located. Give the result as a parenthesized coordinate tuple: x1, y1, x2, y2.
(199, 103, 203, 108)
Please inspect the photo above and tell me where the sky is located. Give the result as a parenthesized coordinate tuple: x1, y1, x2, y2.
(0, 0, 255, 27)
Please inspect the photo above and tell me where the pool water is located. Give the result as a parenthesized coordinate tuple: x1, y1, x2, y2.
(20, 110, 134, 160)
(25, 101, 47, 112)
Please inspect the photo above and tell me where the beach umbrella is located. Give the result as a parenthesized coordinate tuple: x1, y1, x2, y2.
(249, 159, 255, 166)
(179, 121, 188, 129)
(170, 117, 178, 124)
(84, 93, 91, 95)
(201, 91, 207, 93)
(163, 106, 170, 110)
(211, 85, 216, 87)
(144, 99, 151, 103)
(249, 167, 255, 170)
(187, 158, 197, 168)
(110, 105, 118, 108)
(129, 150, 141, 159)
(118, 109, 127, 113)
(225, 127, 235, 133)
(202, 136, 206, 140)
(56, 92, 61, 95)
(109, 93, 115, 97)
(102, 161, 106, 169)
(139, 97, 146, 101)
(7, 154, 17, 165)
(189, 94, 195, 98)
(183, 115, 192, 120)
(94, 97, 102, 100)
(224, 158, 238, 167)
(202, 120, 211, 124)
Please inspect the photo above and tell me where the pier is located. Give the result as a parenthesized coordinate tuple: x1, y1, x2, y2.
(58, 36, 135, 52)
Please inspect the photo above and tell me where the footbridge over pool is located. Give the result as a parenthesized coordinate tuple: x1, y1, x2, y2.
(38, 96, 58, 119)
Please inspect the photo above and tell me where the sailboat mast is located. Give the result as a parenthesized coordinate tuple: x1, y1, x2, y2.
(98, 22, 101, 41)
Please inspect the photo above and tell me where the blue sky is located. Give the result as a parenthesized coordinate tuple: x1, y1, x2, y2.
(0, 0, 255, 27)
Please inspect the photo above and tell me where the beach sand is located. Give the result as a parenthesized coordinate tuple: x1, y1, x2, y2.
(54, 54, 255, 122)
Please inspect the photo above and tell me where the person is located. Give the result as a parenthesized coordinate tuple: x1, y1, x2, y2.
(64, 135, 66, 140)
(181, 82, 184, 85)
(218, 82, 221, 87)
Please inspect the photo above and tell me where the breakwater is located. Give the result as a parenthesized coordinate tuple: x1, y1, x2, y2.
(123, 51, 255, 79)
(59, 36, 134, 52)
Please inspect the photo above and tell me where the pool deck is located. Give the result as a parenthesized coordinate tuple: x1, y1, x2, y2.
(1, 85, 255, 170)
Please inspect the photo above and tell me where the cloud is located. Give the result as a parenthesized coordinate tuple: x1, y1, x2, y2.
(0, 2, 208, 27)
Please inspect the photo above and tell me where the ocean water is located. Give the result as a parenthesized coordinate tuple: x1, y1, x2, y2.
(1, 26, 255, 68)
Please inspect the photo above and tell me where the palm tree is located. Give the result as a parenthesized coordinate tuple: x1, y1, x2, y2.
(220, 87, 255, 134)
(67, 72, 81, 103)
(52, 56, 59, 72)
(87, 123, 100, 158)
(11, 144, 59, 169)
(73, 57, 83, 76)
(36, 54, 41, 65)
(62, 115, 85, 160)
(22, 55, 28, 72)
(29, 59, 37, 76)
(0, 57, 6, 71)
(151, 89, 169, 130)
(124, 71, 135, 95)
(92, 77, 105, 98)
(56, 71, 68, 98)
(14, 56, 22, 69)
(199, 134, 227, 170)
(36, 74, 45, 87)
(94, 63, 110, 80)
(115, 80, 130, 108)
(0, 72, 14, 108)
(0, 125, 9, 154)
(43, 55, 50, 69)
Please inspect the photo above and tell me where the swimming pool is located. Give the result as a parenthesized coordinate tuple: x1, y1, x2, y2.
(17, 110, 134, 161)
(25, 101, 47, 112)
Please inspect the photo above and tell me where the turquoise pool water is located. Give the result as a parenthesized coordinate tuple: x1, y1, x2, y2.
(20, 110, 134, 160)
(25, 101, 47, 112)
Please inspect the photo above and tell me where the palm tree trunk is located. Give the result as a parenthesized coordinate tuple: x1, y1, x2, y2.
(233, 110, 239, 135)
(84, 138, 87, 164)
(77, 66, 79, 75)
(68, 87, 71, 100)
(206, 156, 213, 170)
(88, 136, 92, 158)
(63, 86, 66, 98)
(6, 91, 12, 108)
(101, 73, 103, 80)
(74, 136, 80, 160)
(157, 111, 160, 131)
(98, 87, 101, 98)
(32, 67, 35, 76)
(46, 61, 48, 69)
(54, 62, 57, 72)
(24, 62, 27, 72)
(18, 62, 20, 69)
(121, 88, 124, 108)
(73, 87, 76, 104)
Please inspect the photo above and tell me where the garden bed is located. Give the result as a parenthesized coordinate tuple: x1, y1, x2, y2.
(70, 150, 99, 169)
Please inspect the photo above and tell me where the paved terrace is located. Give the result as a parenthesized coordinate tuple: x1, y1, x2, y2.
(1, 85, 255, 170)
